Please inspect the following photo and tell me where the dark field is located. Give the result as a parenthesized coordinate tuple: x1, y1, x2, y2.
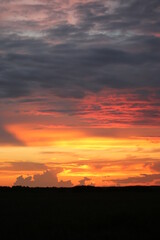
(0, 186, 160, 240)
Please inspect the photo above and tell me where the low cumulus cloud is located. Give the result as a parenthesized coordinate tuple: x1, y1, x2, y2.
(79, 177, 91, 185)
(14, 170, 73, 187)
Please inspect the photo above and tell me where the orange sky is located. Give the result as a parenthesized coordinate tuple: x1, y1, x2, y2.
(1, 90, 160, 186)
(0, 0, 160, 187)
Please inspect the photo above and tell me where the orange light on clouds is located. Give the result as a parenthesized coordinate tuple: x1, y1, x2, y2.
(0, 0, 160, 187)
(1, 122, 160, 186)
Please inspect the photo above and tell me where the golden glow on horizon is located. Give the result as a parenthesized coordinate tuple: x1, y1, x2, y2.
(1, 91, 160, 187)
(1, 123, 160, 186)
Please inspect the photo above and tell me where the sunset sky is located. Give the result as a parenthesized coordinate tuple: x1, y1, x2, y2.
(0, 0, 160, 187)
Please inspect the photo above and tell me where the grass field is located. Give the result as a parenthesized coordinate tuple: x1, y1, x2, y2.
(0, 186, 160, 239)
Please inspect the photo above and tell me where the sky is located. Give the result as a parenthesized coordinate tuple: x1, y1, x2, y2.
(0, 0, 160, 187)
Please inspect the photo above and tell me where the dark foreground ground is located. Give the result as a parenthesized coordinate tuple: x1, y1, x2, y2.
(0, 186, 160, 240)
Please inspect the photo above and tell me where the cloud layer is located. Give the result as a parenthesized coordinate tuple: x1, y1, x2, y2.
(0, 0, 159, 135)
(0, 0, 160, 186)
(0, 0, 160, 100)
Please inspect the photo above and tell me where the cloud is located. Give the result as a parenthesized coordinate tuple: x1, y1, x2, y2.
(85, 128, 160, 138)
(14, 170, 73, 187)
(113, 174, 160, 186)
(8, 162, 47, 171)
(149, 162, 160, 172)
(79, 177, 91, 185)
(0, 126, 24, 146)
(0, 0, 160, 101)
(0, 0, 159, 135)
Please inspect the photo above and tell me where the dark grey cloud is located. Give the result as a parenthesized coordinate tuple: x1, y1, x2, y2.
(14, 170, 73, 187)
(78, 0, 160, 33)
(0, 0, 160, 100)
(0, 39, 160, 99)
(117, 0, 160, 32)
